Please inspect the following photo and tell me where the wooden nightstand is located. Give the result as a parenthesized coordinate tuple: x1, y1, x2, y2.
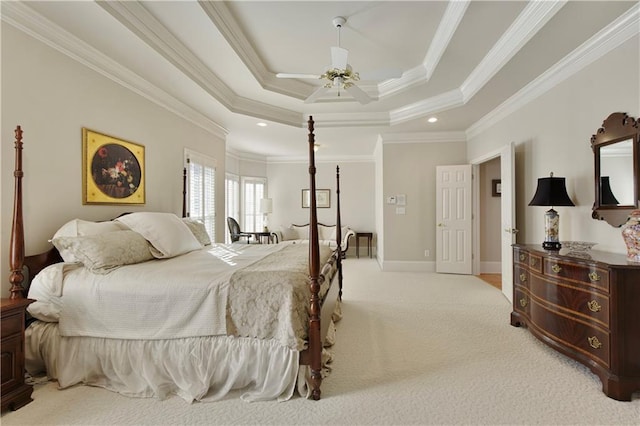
(1, 298, 34, 411)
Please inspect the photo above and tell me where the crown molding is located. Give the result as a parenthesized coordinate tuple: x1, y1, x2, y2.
(466, 2, 640, 140)
(380, 131, 467, 144)
(266, 154, 374, 164)
(98, 1, 303, 128)
(0, 1, 229, 140)
(423, 0, 470, 80)
(460, 0, 567, 102)
(389, 89, 463, 125)
(197, 0, 312, 100)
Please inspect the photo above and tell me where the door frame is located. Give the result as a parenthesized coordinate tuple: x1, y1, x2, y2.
(470, 143, 515, 301)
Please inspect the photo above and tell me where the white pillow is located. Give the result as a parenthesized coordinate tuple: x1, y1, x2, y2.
(116, 212, 202, 258)
(182, 218, 211, 246)
(292, 225, 309, 240)
(52, 219, 126, 262)
(51, 230, 154, 274)
(279, 226, 298, 241)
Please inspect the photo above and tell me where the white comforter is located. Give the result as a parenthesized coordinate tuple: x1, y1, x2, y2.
(28, 242, 334, 350)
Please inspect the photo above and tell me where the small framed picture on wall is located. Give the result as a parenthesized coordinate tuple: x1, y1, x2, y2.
(492, 179, 501, 197)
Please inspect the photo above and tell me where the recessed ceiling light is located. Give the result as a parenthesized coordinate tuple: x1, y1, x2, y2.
(256, 122, 267, 127)
(427, 117, 438, 123)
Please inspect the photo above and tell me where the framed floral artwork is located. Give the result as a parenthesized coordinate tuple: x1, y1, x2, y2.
(82, 128, 145, 205)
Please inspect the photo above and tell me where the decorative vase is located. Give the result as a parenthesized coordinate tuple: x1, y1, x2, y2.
(621, 210, 640, 262)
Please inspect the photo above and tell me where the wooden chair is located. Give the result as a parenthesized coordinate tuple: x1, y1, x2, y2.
(227, 217, 253, 243)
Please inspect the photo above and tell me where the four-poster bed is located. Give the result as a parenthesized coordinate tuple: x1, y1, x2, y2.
(7, 116, 345, 402)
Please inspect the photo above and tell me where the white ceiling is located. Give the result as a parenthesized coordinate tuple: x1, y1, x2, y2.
(4, 1, 638, 160)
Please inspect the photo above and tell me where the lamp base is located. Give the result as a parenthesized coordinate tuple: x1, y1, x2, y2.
(542, 241, 562, 250)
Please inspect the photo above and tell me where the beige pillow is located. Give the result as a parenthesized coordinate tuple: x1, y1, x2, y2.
(116, 212, 202, 258)
(52, 230, 154, 274)
(51, 219, 127, 262)
(182, 218, 212, 246)
(279, 226, 298, 241)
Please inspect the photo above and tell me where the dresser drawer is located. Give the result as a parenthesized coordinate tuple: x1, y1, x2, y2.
(543, 258, 609, 293)
(514, 265, 530, 288)
(530, 300, 610, 368)
(513, 286, 530, 317)
(530, 274, 610, 328)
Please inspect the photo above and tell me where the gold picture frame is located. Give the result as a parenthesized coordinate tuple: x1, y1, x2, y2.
(82, 128, 145, 205)
(302, 189, 330, 208)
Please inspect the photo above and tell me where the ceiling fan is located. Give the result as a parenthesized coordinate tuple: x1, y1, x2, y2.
(276, 16, 402, 105)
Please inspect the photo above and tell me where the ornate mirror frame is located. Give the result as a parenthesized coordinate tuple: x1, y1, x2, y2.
(591, 112, 640, 227)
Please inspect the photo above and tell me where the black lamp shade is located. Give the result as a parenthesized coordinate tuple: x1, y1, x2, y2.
(600, 176, 620, 205)
(528, 176, 575, 207)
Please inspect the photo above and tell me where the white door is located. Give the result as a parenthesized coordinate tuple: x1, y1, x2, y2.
(500, 143, 517, 300)
(436, 165, 473, 274)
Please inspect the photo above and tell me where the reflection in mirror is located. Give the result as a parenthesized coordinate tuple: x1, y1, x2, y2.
(591, 112, 639, 228)
(600, 139, 633, 205)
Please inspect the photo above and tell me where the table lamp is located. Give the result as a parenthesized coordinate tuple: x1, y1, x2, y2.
(600, 176, 620, 205)
(528, 172, 575, 250)
(259, 198, 273, 232)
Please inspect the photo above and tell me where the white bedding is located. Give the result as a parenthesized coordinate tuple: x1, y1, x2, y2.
(29, 243, 287, 340)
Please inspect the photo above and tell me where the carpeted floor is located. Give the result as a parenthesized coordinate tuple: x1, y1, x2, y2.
(2, 259, 639, 425)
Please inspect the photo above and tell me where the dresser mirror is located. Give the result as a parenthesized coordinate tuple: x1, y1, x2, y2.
(591, 112, 640, 227)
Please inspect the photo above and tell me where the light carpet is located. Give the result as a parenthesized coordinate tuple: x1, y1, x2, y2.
(2, 258, 639, 425)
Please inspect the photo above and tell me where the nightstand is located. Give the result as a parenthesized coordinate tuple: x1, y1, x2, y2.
(1, 298, 34, 412)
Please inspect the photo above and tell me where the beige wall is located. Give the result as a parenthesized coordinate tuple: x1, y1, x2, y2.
(467, 35, 640, 255)
(266, 161, 375, 249)
(1, 25, 227, 297)
(381, 141, 467, 266)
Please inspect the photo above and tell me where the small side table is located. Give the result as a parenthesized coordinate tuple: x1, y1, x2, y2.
(355, 232, 373, 258)
(1, 298, 35, 412)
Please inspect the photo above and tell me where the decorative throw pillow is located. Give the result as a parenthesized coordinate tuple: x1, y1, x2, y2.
(51, 230, 154, 274)
(279, 226, 298, 241)
(51, 219, 127, 263)
(182, 218, 212, 246)
(116, 212, 202, 258)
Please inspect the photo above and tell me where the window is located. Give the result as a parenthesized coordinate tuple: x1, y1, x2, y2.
(185, 150, 216, 241)
(241, 176, 266, 232)
(225, 173, 240, 243)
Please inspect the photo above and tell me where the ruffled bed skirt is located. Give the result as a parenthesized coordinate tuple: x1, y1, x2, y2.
(25, 300, 341, 403)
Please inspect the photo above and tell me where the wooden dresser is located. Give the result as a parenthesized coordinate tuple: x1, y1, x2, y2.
(1, 298, 34, 411)
(510, 244, 640, 401)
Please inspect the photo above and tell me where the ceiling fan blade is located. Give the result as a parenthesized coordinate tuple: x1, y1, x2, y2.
(304, 86, 330, 104)
(345, 84, 373, 105)
(276, 73, 322, 79)
(358, 68, 404, 81)
(331, 46, 348, 69)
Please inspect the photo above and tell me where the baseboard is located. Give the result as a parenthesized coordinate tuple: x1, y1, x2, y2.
(480, 261, 501, 274)
(381, 260, 435, 272)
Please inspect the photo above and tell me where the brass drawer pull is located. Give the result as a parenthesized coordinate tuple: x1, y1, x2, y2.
(588, 336, 602, 349)
(588, 271, 600, 282)
(519, 273, 527, 283)
(587, 300, 601, 312)
(551, 264, 561, 273)
(530, 258, 537, 266)
(519, 254, 526, 261)
(519, 297, 528, 308)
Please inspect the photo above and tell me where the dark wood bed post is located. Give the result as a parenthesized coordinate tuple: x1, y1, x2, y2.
(307, 116, 322, 400)
(335, 165, 343, 300)
(182, 167, 187, 218)
(9, 126, 26, 299)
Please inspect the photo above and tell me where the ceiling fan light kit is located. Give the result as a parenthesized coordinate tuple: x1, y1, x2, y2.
(276, 16, 399, 105)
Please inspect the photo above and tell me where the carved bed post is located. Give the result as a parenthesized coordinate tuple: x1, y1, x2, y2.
(307, 116, 322, 400)
(9, 126, 26, 299)
(335, 165, 343, 300)
(182, 167, 187, 218)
